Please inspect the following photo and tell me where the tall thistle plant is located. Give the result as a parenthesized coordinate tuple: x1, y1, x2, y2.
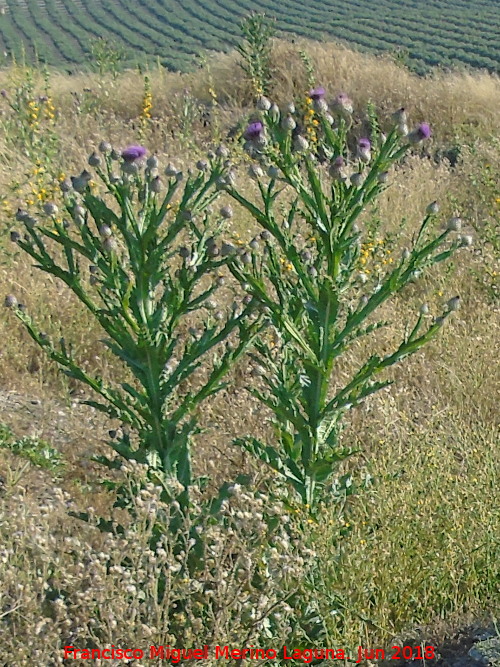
(5, 144, 260, 513)
(224, 91, 471, 512)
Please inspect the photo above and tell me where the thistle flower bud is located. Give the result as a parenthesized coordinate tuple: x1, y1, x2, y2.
(359, 295, 369, 308)
(196, 159, 208, 171)
(60, 178, 72, 193)
(98, 141, 112, 153)
(10, 230, 20, 243)
(391, 107, 407, 125)
(260, 230, 271, 241)
(215, 145, 229, 158)
(89, 275, 98, 286)
(43, 202, 58, 216)
(407, 123, 431, 144)
(71, 170, 92, 193)
(165, 163, 178, 177)
(301, 250, 312, 263)
(207, 245, 219, 257)
(269, 103, 280, 122)
(88, 151, 101, 167)
(150, 176, 162, 193)
(205, 299, 217, 310)
(282, 115, 296, 131)
(427, 201, 439, 215)
(313, 97, 328, 114)
(110, 148, 121, 161)
(358, 273, 368, 284)
(241, 252, 252, 265)
(332, 93, 353, 116)
(293, 135, 309, 152)
(350, 172, 364, 187)
(447, 217, 462, 232)
(329, 156, 347, 182)
(285, 102, 296, 114)
(147, 155, 159, 170)
(215, 310, 224, 321)
(325, 113, 334, 125)
(89, 265, 98, 274)
(268, 165, 280, 179)
(175, 171, 184, 182)
(99, 224, 112, 238)
(24, 216, 37, 229)
(357, 138, 371, 163)
(221, 242, 236, 257)
(121, 161, 138, 175)
(216, 276, 225, 286)
(378, 171, 389, 184)
(460, 234, 473, 247)
(207, 150, 215, 160)
(242, 294, 252, 305)
(307, 266, 317, 277)
(4, 294, 17, 308)
(397, 123, 409, 137)
(446, 295, 460, 311)
(401, 248, 411, 261)
(249, 238, 259, 250)
(256, 96, 272, 111)
(420, 303, 429, 315)
(73, 205, 85, 221)
(16, 208, 29, 222)
(179, 246, 190, 259)
(220, 205, 233, 219)
(248, 164, 263, 181)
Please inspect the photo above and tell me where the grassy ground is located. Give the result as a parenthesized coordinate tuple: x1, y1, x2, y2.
(0, 37, 498, 665)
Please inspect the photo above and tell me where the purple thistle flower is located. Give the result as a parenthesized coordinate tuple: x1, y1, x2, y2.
(309, 87, 325, 101)
(0, 89, 8, 98)
(358, 138, 371, 150)
(408, 123, 431, 144)
(121, 145, 147, 162)
(244, 121, 263, 141)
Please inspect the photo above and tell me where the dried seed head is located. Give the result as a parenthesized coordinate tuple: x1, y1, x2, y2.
(358, 273, 368, 284)
(4, 294, 17, 308)
(242, 294, 252, 305)
(165, 163, 178, 177)
(447, 216, 462, 232)
(460, 234, 473, 247)
(220, 205, 233, 219)
(216, 276, 225, 286)
(446, 295, 460, 311)
(205, 299, 217, 310)
(285, 102, 296, 114)
(43, 202, 58, 216)
(88, 151, 101, 167)
(427, 201, 439, 215)
(98, 141, 112, 153)
(420, 303, 430, 315)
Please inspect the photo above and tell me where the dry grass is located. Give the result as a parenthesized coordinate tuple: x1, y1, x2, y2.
(0, 39, 499, 664)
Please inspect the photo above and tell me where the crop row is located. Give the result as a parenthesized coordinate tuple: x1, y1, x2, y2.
(0, 0, 498, 74)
